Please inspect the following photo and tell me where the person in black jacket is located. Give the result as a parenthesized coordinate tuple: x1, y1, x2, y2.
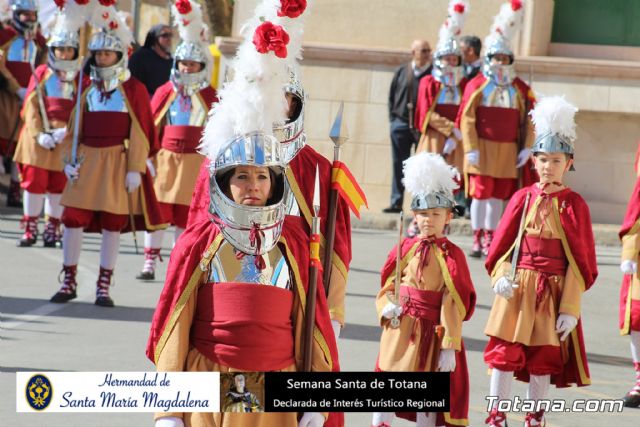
(384, 39, 432, 213)
(128, 24, 173, 96)
(460, 35, 482, 80)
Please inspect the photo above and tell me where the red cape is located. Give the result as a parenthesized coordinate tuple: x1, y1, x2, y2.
(188, 145, 352, 274)
(485, 184, 597, 387)
(619, 175, 640, 239)
(146, 215, 343, 426)
(150, 81, 218, 156)
(380, 236, 475, 425)
(414, 75, 468, 132)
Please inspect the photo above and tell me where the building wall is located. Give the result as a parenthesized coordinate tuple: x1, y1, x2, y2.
(221, 0, 638, 225)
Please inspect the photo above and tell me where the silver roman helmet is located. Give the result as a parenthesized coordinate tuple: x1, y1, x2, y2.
(273, 70, 306, 163)
(46, 2, 88, 82)
(483, 0, 526, 86)
(530, 95, 578, 170)
(209, 132, 292, 256)
(170, 0, 212, 96)
(404, 152, 462, 215)
(88, 2, 133, 93)
(10, 0, 37, 33)
(170, 41, 211, 96)
(432, 1, 469, 88)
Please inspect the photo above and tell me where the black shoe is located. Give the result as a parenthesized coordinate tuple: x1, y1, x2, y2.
(468, 248, 482, 258)
(50, 291, 77, 303)
(623, 393, 640, 408)
(95, 296, 115, 307)
(136, 270, 155, 281)
(17, 237, 36, 247)
(382, 205, 402, 213)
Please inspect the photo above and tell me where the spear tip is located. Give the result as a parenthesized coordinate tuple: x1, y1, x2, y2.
(329, 101, 349, 147)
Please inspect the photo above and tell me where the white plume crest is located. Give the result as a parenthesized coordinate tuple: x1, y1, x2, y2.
(50, 1, 90, 36)
(530, 95, 578, 142)
(172, 0, 207, 44)
(485, 0, 525, 52)
(403, 152, 460, 198)
(200, 0, 311, 160)
(436, 0, 469, 49)
(0, 0, 11, 22)
(90, 0, 134, 49)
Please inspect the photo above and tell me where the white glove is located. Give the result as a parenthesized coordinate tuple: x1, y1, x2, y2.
(443, 137, 457, 155)
(517, 148, 531, 168)
(452, 127, 462, 140)
(381, 301, 403, 320)
(17, 87, 27, 100)
(64, 163, 79, 181)
(331, 319, 341, 340)
(372, 412, 394, 426)
(555, 313, 578, 342)
(146, 158, 156, 178)
(466, 150, 479, 166)
(298, 412, 324, 427)
(125, 171, 142, 193)
(51, 127, 67, 144)
(37, 133, 56, 150)
(155, 417, 184, 427)
(621, 260, 637, 275)
(493, 276, 517, 300)
(437, 348, 456, 372)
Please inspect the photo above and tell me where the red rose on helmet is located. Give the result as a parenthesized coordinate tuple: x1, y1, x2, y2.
(453, 2, 465, 14)
(54, 0, 66, 9)
(253, 21, 290, 59)
(75, 0, 90, 5)
(98, 0, 117, 6)
(511, 0, 523, 11)
(175, 0, 192, 15)
(277, 0, 307, 19)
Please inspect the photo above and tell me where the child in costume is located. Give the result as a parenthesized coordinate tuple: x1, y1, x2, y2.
(372, 152, 476, 427)
(618, 160, 640, 408)
(483, 96, 598, 427)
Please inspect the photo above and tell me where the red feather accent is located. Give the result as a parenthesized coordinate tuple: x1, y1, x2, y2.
(75, 0, 90, 5)
(511, 0, 523, 11)
(102, 12, 109, 20)
(54, 0, 66, 10)
(453, 3, 465, 14)
(108, 21, 118, 30)
(98, 0, 117, 6)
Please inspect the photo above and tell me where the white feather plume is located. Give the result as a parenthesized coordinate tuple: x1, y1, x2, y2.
(50, 0, 90, 36)
(436, 0, 469, 49)
(403, 152, 460, 198)
(89, 0, 134, 50)
(172, 0, 207, 44)
(530, 95, 578, 142)
(485, 0, 525, 52)
(199, 0, 295, 160)
(0, 0, 11, 22)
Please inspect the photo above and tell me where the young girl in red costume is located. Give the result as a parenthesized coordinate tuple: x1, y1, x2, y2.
(483, 96, 597, 427)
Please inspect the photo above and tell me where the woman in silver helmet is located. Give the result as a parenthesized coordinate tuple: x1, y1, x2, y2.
(13, 1, 88, 248)
(147, 133, 338, 427)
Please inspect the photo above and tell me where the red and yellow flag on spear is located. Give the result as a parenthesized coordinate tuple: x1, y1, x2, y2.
(331, 160, 368, 219)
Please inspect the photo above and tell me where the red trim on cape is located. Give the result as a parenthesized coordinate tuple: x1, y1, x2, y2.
(620, 175, 640, 239)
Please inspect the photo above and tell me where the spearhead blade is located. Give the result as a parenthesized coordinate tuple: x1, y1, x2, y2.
(329, 101, 349, 147)
(313, 164, 321, 214)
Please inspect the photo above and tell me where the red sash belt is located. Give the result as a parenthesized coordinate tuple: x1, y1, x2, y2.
(434, 103, 459, 123)
(45, 97, 73, 123)
(161, 125, 202, 154)
(81, 111, 131, 148)
(6, 61, 31, 88)
(517, 236, 568, 308)
(191, 282, 295, 371)
(400, 286, 442, 370)
(476, 106, 519, 142)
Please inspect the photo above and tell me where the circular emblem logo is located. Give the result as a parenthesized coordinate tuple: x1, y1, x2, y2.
(26, 374, 53, 411)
